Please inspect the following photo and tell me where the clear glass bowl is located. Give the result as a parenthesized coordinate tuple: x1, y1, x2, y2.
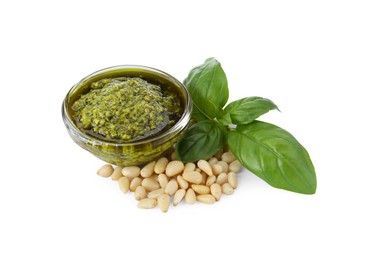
(62, 65, 192, 166)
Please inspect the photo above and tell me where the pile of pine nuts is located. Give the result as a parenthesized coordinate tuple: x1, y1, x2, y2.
(97, 150, 241, 212)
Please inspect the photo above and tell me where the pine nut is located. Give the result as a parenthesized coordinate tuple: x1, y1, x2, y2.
(165, 160, 185, 177)
(208, 157, 218, 166)
(177, 175, 189, 190)
(184, 162, 196, 172)
(97, 148, 240, 211)
(216, 173, 228, 185)
(148, 188, 165, 199)
(97, 164, 114, 177)
(157, 194, 170, 212)
(173, 189, 186, 206)
(217, 161, 229, 173)
(191, 184, 210, 195)
(154, 157, 169, 174)
(165, 179, 178, 196)
(185, 188, 196, 204)
(118, 176, 130, 193)
(182, 171, 203, 184)
(130, 177, 142, 192)
(206, 175, 216, 186)
(229, 160, 241, 173)
(141, 178, 160, 191)
(111, 166, 123, 180)
(122, 166, 140, 178)
(158, 174, 169, 189)
(228, 172, 238, 189)
(138, 198, 157, 209)
(210, 183, 222, 201)
(196, 194, 216, 204)
(135, 186, 147, 200)
(222, 183, 234, 195)
(197, 160, 213, 176)
(212, 164, 223, 175)
(140, 161, 156, 178)
(222, 151, 236, 164)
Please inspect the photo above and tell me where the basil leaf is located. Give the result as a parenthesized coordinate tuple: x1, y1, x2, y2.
(191, 104, 209, 121)
(218, 112, 232, 126)
(223, 97, 279, 125)
(184, 57, 229, 120)
(176, 120, 225, 162)
(228, 121, 316, 194)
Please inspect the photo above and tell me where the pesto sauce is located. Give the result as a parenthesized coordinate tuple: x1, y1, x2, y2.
(72, 77, 182, 142)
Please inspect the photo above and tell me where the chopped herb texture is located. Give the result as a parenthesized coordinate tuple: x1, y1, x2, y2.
(72, 77, 182, 142)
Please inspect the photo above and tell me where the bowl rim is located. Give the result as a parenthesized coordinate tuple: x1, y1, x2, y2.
(62, 64, 192, 146)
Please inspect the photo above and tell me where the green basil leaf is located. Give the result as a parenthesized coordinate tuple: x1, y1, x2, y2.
(184, 57, 229, 120)
(176, 120, 225, 162)
(218, 112, 232, 125)
(228, 121, 316, 194)
(223, 97, 279, 125)
(191, 105, 209, 121)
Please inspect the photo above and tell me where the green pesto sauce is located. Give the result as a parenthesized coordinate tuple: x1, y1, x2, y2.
(72, 77, 182, 142)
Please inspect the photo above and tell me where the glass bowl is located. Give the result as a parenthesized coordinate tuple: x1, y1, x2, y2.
(62, 65, 192, 166)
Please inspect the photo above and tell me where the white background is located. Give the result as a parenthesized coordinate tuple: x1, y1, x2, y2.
(1, 0, 382, 259)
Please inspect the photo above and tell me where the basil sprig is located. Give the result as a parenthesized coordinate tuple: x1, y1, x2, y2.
(176, 58, 317, 194)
